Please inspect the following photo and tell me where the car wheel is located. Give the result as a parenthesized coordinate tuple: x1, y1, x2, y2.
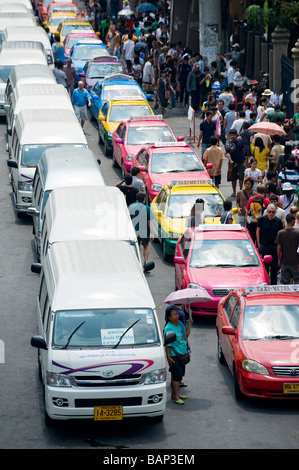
(217, 336, 226, 365)
(112, 153, 119, 168)
(104, 138, 111, 156)
(162, 239, 172, 262)
(149, 414, 164, 423)
(233, 365, 244, 401)
(98, 129, 103, 145)
(121, 162, 125, 179)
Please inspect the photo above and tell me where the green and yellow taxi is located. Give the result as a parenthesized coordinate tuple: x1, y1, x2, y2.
(97, 96, 154, 155)
(151, 181, 237, 261)
(45, 11, 78, 35)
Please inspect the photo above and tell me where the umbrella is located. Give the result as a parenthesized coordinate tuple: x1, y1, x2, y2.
(118, 8, 134, 16)
(164, 288, 213, 318)
(136, 3, 157, 12)
(248, 122, 286, 136)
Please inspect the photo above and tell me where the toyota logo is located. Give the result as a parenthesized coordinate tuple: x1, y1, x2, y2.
(103, 369, 114, 378)
(290, 368, 298, 376)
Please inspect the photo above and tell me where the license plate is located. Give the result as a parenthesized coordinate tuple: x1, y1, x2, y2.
(94, 405, 123, 421)
(283, 383, 299, 394)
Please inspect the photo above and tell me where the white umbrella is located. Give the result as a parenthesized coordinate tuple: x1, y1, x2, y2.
(118, 8, 134, 16)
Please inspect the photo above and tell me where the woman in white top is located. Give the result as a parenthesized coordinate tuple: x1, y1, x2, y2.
(244, 158, 262, 191)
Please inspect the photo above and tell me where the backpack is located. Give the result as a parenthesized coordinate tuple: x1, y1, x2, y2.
(248, 195, 265, 222)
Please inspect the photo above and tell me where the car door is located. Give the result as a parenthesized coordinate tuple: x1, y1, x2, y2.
(175, 232, 192, 289)
(98, 102, 109, 143)
(226, 300, 241, 371)
(218, 293, 238, 370)
(113, 123, 124, 165)
(141, 151, 150, 191)
(90, 82, 99, 118)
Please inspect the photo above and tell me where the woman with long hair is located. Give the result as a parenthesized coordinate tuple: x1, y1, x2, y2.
(250, 136, 270, 173)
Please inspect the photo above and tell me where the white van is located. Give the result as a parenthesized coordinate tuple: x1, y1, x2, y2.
(4, 63, 56, 106)
(30, 239, 173, 423)
(0, 0, 35, 15)
(28, 147, 105, 256)
(6, 83, 73, 148)
(0, 40, 49, 115)
(0, 12, 37, 41)
(39, 185, 153, 270)
(3, 26, 54, 68)
(7, 108, 88, 217)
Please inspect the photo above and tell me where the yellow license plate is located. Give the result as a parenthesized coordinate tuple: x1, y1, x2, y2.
(94, 405, 123, 421)
(283, 383, 299, 394)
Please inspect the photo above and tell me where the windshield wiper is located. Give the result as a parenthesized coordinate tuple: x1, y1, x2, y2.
(62, 321, 86, 349)
(113, 319, 140, 348)
(250, 335, 299, 341)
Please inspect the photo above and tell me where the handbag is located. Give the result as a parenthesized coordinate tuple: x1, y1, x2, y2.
(227, 163, 233, 182)
(165, 89, 170, 100)
(177, 352, 191, 365)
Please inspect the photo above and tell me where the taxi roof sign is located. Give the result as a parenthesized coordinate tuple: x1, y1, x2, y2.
(153, 142, 187, 148)
(129, 115, 162, 121)
(245, 285, 299, 295)
(103, 74, 134, 83)
(194, 224, 244, 232)
(170, 179, 213, 186)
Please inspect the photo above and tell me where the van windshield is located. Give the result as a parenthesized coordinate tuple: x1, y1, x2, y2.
(53, 308, 159, 348)
(21, 144, 85, 167)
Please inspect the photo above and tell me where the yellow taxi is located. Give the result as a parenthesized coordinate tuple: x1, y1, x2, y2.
(97, 96, 154, 155)
(44, 11, 78, 35)
(151, 181, 237, 260)
(56, 20, 94, 42)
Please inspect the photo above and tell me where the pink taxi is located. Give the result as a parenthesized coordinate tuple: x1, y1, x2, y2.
(112, 116, 180, 178)
(174, 224, 271, 316)
(131, 142, 212, 202)
(63, 31, 100, 58)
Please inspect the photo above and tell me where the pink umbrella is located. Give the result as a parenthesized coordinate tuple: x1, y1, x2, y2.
(164, 288, 213, 318)
(248, 122, 286, 136)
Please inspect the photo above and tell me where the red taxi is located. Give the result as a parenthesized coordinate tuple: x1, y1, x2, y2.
(112, 116, 180, 177)
(216, 284, 299, 400)
(174, 225, 271, 316)
(131, 142, 212, 202)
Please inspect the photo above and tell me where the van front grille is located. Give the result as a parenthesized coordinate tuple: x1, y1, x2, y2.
(72, 374, 142, 387)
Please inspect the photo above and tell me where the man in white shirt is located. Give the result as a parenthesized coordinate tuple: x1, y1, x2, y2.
(123, 33, 135, 73)
(227, 60, 238, 85)
(142, 55, 154, 94)
(231, 111, 246, 134)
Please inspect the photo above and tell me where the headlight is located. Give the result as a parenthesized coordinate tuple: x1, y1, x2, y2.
(46, 372, 72, 387)
(144, 368, 166, 384)
(151, 183, 163, 192)
(126, 154, 134, 161)
(18, 181, 32, 191)
(242, 359, 269, 376)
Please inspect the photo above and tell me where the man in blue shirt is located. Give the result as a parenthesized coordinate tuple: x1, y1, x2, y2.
(197, 110, 217, 158)
(71, 81, 91, 129)
(129, 192, 154, 268)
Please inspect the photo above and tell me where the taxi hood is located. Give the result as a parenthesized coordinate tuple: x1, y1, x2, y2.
(242, 339, 299, 367)
(188, 266, 266, 291)
(150, 172, 211, 188)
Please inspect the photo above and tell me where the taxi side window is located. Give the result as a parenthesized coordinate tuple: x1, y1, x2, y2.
(119, 125, 126, 141)
(156, 189, 165, 205)
(182, 234, 191, 260)
(143, 152, 149, 169)
(137, 149, 146, 165)
(102, 103, 109, 118)
(230, 301, 240, 330)
(116, 123, 124, 137)
(159, 191, 167, 212)
(224, 294, 237, 319)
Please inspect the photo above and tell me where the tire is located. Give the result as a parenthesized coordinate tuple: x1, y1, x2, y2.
(112, 153, 119, 168)
(233, 365, 244, 401)
(150, 414, 164, 423)
(104, 138, 112, 156)
(121, 162, 125, 179)
(217, 336, 226, 365)
(162, 239, 172, 262)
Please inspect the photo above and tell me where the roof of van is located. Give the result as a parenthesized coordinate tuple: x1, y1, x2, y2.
(0, 41, 48, 66)
(11, 83, 72, 113)
(44, 240, 155, 311)
(7, 63, 55, 83)
(0, 4, 30, 13)
(0, 12, 36, 28)
(45, 185, 136, 243)
(14, 108, 87, 145)
(3, 26, 51, 48)
(37, 147, 105, 190)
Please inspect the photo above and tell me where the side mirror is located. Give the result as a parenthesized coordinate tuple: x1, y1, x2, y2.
(98, 115, 105, 121)
(164, 330, 176, 346)
(263, 255, 273, 264)
(7, 159, 17, 168)
(231, 207, 238, 215)
(206, 163, 213, 169)
(146, 94, 152, 100)
(6, 127, 12, 136)
(31, 263, 41, 274)
(27, 207, 39, 217)
(97, 158, 101, 165)
(173, 256, 185, 265)
(31, 335, 47, 350)
(139, 165, 147, 172)
(144, 260, 155, 272)
(177, 136, 184, 141)
(222, 326, 236, 336)
(115, 137, 122, 144)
